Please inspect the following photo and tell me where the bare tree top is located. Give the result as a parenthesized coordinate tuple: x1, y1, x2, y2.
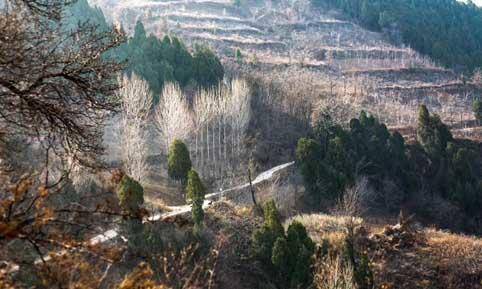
(0, 0, 125, 168)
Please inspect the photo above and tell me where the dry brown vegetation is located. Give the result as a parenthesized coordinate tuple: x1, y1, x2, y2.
(291, 212, 482, 289)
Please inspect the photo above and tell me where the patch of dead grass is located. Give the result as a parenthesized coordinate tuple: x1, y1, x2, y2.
(285, 214, 362, 249)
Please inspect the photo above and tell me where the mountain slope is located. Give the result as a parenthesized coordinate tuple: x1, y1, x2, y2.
(312, 0, 482, 72)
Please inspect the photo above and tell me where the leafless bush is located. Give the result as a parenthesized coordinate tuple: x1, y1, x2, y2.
(334, 177, 370, 218)
(314, 255, 357, 289)
(257, 176, 297, 216)
(119, 244, 218, 289)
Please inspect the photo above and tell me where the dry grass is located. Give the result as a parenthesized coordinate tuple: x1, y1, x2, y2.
(368, 225, 482, 289)
(314, 255, 357, 289)
(285, 214, 362, 248)
(418, 229, 482, 289)
(144, 195, 172, 212)
(284, 212, 482, 289)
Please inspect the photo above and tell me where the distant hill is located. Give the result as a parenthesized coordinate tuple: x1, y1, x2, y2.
(312, 0, 482, 73)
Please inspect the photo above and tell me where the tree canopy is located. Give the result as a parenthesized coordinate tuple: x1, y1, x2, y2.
(117, 175, 145, 216)
(252, 201, 315, 288)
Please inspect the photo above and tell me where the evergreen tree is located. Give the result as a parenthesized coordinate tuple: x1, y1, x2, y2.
(186, 169, 206, 231)
(296, 138, 322, 195)
(132, 20, 147, 46)
(168, 139, 192, 183)
(252, 201, 284, 267)
(417, 105, 452, 159)
(171, 36, 194, 87)
(286, 221, 315, 288)
(271, 237, 290, 279)
(117, 175, 144, 217)
(193, 45, 224, 87)
(252, 203, 315, 288)
(186, 169, 206, 203)
(235, 48, 243, 64)
(263, 200, 284, 236)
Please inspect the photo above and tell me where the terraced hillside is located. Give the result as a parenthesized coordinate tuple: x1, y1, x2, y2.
(93, 0, 480, 141)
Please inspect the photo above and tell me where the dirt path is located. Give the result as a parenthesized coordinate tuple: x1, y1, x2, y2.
(23, 161, 295, 270)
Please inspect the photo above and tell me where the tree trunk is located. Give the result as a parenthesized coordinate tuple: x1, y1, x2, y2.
(248, 167, 257, 207)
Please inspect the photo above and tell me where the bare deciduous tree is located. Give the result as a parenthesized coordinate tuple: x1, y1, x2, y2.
(192, 79, 251, 180)
(155, 82, 193, 153)
(229, 78, 251, 157)
(0, 0, 126, 275)
(118, 74, 152, 183)
(334, 177, 370, 218)
(0, 0, 125, 169)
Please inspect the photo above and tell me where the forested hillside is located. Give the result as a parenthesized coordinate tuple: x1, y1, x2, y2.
(312, 0, 482, 72)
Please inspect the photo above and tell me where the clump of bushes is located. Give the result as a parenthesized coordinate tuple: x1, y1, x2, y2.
(252, 200, 315, 288)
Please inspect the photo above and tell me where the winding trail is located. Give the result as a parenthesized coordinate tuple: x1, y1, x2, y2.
(21, 161, 296, 269)
(90, 161, 294, 245)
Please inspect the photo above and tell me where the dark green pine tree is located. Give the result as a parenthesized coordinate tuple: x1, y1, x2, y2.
(132, 20, 147, 46)
(417, 105, 452, 159)
(117, 175, 144, 217)
(252, 202, 315, 288)
(235, 48, 243, 64)
(286, 221, 315, 288)
(168, 139, 192, 184)
(186, 169, 206, 231)
(252, 201, 285, 267)
(296, 138, 322, 194)
(193, 45, 224, 87)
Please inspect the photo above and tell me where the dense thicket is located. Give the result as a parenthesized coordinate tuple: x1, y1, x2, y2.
(312, 0, 482, 72)
(297, 108, 482, 232)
